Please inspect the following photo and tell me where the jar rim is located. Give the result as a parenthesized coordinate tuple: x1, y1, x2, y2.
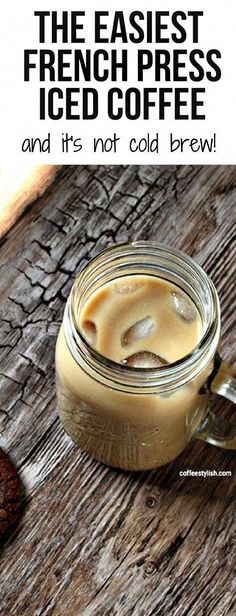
(64, 241, 220, 392)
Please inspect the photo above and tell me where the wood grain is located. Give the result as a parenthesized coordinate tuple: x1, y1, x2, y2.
(0, 165, 235, 616)
(0, 165, 60, 238)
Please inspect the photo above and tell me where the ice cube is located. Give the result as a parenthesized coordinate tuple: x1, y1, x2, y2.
(122, 316, 156, 347)
(171, 292, 197, 323)
(123, 351, 168, 368)
(82, 320, 97, 346)
(114, 280, 143, 294)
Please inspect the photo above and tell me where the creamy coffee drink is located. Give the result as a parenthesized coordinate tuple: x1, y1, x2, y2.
(56, 273, 212, 469)
(79, 275, 202, 365)
(56, 242, 236, 467)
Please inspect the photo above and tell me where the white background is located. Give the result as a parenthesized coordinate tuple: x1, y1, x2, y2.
(0, 0, 235, 164)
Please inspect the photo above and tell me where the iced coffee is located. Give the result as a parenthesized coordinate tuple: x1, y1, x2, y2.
(56, 272, 212, 470)
(79, 275, 202, 366)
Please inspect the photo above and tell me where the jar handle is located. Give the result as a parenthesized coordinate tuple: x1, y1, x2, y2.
(195, 354, 236, 449)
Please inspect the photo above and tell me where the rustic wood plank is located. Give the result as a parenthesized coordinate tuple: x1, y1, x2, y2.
(0, 165, 60, 238)
(0, 165, 235, 616)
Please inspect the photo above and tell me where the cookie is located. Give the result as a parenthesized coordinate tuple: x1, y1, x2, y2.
(0, 448, 21, 541)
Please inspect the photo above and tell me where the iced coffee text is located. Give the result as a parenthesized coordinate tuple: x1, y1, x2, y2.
(24, 10, 222, 121)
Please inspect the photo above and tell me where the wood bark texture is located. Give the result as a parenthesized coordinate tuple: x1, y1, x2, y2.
(0, 165, 235, 616)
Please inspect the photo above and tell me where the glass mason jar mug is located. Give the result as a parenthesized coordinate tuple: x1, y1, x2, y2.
(55, 242, 236, 470)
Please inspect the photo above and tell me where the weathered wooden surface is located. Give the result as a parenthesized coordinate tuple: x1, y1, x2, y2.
(0, 165, 235, 616)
